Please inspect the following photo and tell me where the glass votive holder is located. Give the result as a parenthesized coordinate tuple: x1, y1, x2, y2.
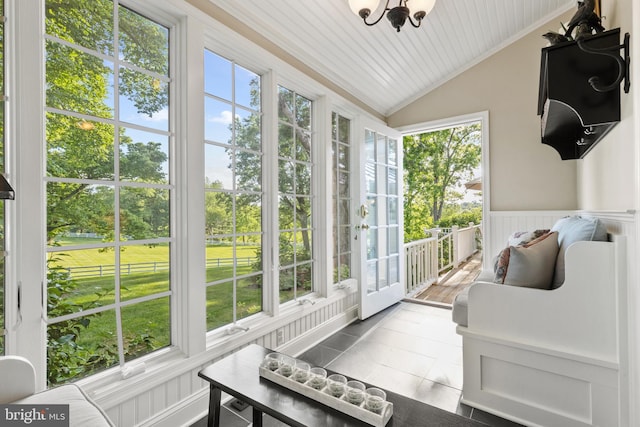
(264, 352, 282, 371)
(278, 355, 296, 377)
(308, 367, 327, 390)
(364, 387, 387, 414)
(345, 380, 366, 405)
(293, 361, 311, 383)
(327, 374, 347, 397)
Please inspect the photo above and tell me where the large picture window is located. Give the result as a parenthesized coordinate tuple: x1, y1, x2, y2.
(203, 50, 263, 331)
(277, 87, 313, 303)
(44, 0, 172, 385)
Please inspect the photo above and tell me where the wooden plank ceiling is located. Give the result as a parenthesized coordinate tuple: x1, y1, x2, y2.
(209, 0, 575, 117)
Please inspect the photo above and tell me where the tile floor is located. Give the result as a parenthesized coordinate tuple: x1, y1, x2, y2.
(192, 301, 523, 427)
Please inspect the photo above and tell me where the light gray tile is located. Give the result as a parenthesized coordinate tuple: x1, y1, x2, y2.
(363, 364, 425, 399)
(425, 359, 464, 390)
(326, 350, 384, 380)
(298, 345, 342, 368)
(320, 331, 360, 352)
(414, 378, 463, 413)
(378, 346, 437, 378)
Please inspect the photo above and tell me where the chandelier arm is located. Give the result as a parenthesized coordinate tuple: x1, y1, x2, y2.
(362, 0, 393, 26)
(407, 15, 423, 28)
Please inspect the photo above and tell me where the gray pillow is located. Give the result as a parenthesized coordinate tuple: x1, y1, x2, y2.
(502, 231, 559, 289)
(550, 216, 608, 288)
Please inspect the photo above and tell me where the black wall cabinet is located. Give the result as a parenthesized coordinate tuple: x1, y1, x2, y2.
(538, 28, 628, 160)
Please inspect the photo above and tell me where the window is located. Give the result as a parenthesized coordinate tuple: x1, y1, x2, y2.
(0, 0, 5, 356)
(203, 50, 263, 331)
(277, 87, 313, 303)
(332, 112, 352, 284)
(44, 0, 171, 385)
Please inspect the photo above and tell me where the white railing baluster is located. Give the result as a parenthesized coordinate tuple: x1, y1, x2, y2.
(404, 223, 482, 296)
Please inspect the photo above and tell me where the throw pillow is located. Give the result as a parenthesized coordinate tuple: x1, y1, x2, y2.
(506, 229, 550, 247)
(550, 216, 607, 288)
(494, 229, 551, 282)
(494, 232, 559, 289)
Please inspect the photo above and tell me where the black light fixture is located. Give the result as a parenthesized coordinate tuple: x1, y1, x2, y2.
(348, 0, 436, 32)
(0, 173, 15, 200)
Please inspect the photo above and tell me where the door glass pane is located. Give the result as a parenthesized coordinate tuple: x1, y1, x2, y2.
(389, 255, 399, 284)
(367, 261, 377, 294)
(388, 139, 397, 166)
(377, 258, 388, 289)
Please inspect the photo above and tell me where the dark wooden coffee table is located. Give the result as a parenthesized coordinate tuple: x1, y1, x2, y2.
(198, 344, 486, 427)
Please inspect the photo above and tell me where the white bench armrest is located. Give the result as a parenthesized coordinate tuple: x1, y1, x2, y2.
(0, 356, 36, 403)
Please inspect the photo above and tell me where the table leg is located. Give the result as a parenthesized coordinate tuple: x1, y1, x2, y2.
(252, 407, 263, 427)
(207, 385, 221, 427)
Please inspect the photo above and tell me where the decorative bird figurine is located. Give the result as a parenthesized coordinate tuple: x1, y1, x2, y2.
(564, 0, 596, 38)
(586, 11, 605, 33)
(542, 31, 570, 45)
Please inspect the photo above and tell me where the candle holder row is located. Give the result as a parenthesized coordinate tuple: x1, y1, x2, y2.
(259, 352, 393, 427)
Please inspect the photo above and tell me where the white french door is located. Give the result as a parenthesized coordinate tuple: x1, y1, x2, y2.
(355, 118, 404, 319)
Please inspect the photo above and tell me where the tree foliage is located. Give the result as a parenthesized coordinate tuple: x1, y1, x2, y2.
(45, 0, 169, 243)
(44, 0, 170, 384)
(403, 124, 481, 242)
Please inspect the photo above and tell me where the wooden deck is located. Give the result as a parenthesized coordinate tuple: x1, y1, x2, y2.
(409, 251, 483, 306)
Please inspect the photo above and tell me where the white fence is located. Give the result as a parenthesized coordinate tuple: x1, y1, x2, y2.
(404, 223, 481, 296)
(64, 257, 255, 279)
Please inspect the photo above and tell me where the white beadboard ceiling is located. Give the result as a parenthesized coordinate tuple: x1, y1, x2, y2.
(208, 0, 575, 117)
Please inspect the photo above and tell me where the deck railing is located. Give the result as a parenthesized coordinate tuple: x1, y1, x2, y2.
(404, 223, 481, 296)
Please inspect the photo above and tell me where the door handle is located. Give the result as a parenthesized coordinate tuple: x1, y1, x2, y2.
(355, 223, 370, 231)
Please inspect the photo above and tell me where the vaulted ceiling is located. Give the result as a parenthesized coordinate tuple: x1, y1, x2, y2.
(206, 0, 575, 117)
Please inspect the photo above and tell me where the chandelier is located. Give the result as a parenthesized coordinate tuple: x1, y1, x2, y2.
(348, 0, 436, 32)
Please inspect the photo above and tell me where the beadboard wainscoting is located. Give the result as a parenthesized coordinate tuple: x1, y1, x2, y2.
(486, 210, 574, 271)
(81, 291, 359, 427)
(486, 210, 636, 270)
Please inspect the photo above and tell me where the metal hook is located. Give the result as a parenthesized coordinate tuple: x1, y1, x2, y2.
(576, 32, 630, 93)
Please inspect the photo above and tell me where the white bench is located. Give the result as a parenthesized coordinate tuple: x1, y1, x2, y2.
(0, 356, 114, 426)
(453, 236, 625, 427)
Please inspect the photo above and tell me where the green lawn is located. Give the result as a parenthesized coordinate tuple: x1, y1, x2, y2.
(49, 242, 259, 269)
(47, 239, 266, 366)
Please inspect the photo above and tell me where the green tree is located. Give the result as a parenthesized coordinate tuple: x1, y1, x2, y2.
(45, 0, 169, 243)
(403, 124, 481, 242)
(205, 180, 232, 241)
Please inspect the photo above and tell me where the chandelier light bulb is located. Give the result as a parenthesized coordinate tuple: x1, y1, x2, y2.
(408, 0, 436, 20)
(348, 0, 380, 18)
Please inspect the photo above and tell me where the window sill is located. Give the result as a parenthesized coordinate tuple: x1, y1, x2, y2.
(76, 288, 357, 408)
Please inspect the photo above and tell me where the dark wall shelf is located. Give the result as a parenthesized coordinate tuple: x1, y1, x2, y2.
(538, 28, 626, 160)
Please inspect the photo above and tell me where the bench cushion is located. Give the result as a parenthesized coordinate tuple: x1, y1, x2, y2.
(13, 384, 114, 427)
(452, 270, 493, 327)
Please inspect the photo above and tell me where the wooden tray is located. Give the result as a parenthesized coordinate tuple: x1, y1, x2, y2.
(259, 366, 393, 427)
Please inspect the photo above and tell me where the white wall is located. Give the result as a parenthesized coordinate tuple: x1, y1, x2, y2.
(577, 1, 636, 211)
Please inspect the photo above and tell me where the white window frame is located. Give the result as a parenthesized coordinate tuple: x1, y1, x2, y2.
(203, 48, 265, 333)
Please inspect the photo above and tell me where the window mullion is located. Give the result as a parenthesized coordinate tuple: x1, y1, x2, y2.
(262, 70, 279, 316)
